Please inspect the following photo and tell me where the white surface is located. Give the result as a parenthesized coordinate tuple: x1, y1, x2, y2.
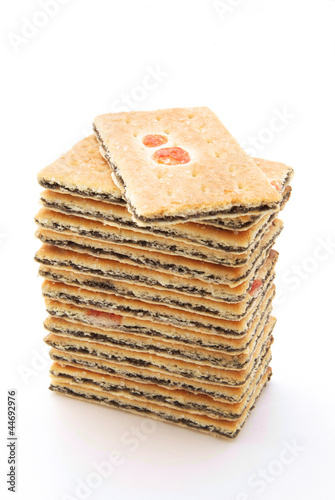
(1, 1, 335, 499)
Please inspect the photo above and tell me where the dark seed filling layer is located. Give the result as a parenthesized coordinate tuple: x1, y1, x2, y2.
(36, 223, 282, 283)
(40, 177, 264, 231)
(50, 368, 266, 419)
(46, 327, 245, 366)
(44, 334, 271, 386)
(42, 275, 273, 334)
(36, 220, 249, 266)
(50, 373, 271, 438)
(39, 179, 125, 204)
(50, 383, 238, 438)
(41, 196, 274, 254)
(45, 316, 274, 368)
(50, 350, 271, 403)
(35, 254, 245, 301)
(39, 262, 274, 318)
(202, 214, 261, 230)
(37, 262, 244, 302)
(46, 296, 273, 352)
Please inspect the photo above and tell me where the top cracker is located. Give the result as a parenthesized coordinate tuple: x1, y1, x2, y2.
(93, 107, 281, 224)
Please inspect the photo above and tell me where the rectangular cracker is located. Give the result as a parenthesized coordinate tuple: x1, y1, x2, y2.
(44, 284, 275, 350)
(35, 219, 283, 284)
(40, 189, 277, 253)
(35, 244, 278, 302)
(50, 343, 272, 403)
(49, 349, 270, 420)
(44, 305, 275, 368)
(93, 107, 282, 223)
(38, 251, 277, 319)
(44, 325, 273, 386)
(49, 365, 272, 439)
(44, 309, 274, 365)
(38, 251, 276, 320)
(38, 135, 293, 229)
(41, 274, 275, 334)
(35, 207, 279, 266)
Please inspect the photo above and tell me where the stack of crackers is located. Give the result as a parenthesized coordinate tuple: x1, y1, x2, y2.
(35, 107, 293, 439)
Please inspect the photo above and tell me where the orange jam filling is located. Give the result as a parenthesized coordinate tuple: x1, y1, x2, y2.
(271, 180, 282, 191)
(152, 147, 191, 165)
(142, 134, 168, 147)
(249, 279, 263, 297)
(87, 309, 122, 324)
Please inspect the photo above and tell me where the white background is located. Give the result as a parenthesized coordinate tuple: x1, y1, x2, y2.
(1, 1, 335, 499)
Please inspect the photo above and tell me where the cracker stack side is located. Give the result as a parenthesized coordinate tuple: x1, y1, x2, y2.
(35, 109, 293, 439)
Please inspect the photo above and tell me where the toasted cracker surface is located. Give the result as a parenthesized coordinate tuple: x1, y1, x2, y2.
(38, 135, 123, 202)
(93, 107, 282, 223)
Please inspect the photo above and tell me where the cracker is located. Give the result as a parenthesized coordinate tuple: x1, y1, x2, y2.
(41, 275, 275, 334)
(202, 213, 262, 230)
(35, 207, 278, 266)
(37, 135, 124, 203)
(93, 107, 283, 223)
(38, 135, 292, 230)
(35, 219, 283, 284)
(40, 189, 278, 253)
(35, 244, 278, 301)
(44, 326, 273, 386)
(49, 350, 271, 420)
(38, 251, 277, 318)
(50, 344, 272, 403)
(44, 285, 275, 350)
(44, 305, 275, 368)
(49, 365, 272, 438)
